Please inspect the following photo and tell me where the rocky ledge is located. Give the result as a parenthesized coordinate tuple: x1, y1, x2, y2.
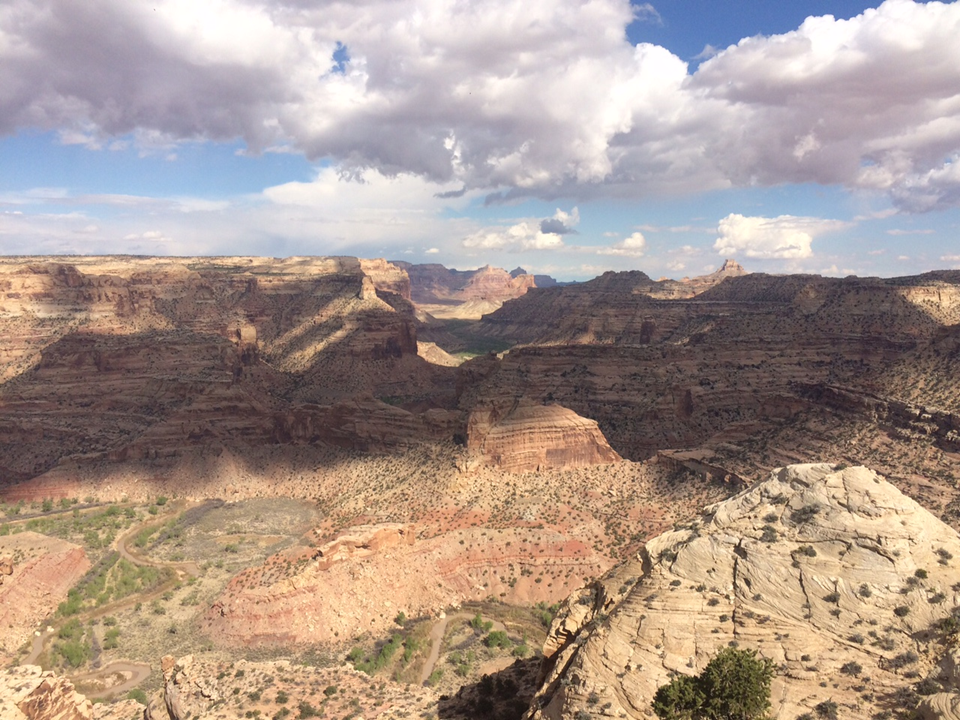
(530, 464, 960, 720)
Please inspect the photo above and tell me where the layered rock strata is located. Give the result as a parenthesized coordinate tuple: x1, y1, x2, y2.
(0, 533, 90, 664)
(202, 521, 611, 646)
(466, 403, 621, 473)
(461, 270, 960, 467)
(0, 256, 458, 489)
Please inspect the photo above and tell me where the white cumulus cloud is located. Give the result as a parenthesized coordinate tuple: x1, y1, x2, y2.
(462, 208, 579, 253)
(714, 214, 849, 260)
(1, 0, 960, 209)
(597, 232, 646, 257)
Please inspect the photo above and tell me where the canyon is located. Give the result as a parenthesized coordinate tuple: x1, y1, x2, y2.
(0, 255, 958, 720)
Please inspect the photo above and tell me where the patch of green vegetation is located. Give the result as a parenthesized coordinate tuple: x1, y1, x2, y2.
(534, 602, 559, 628)
(58, 552, 174, 616)
(353, 634, 403, 674)
(469, 612, 493, 633)
(54, 618, 90, 668)
(484, 630, 512, 649)
(14, 504, 134, 549)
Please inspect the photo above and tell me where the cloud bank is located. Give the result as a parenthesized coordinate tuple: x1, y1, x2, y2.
(2, 0, 960, 211)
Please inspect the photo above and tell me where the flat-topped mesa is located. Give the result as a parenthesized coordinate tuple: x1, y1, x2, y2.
(529, 463, 960, 720)
(358, 257, 412, 300)
(0, 256, 419, 377)
(466, 402, 621, 473)
(393, 262, 535, 304)
(392, 262, 540, 319)
(458, 265, 535, 301)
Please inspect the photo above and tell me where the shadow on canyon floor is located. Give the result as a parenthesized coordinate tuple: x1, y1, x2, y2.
(438, 656, 540, 720)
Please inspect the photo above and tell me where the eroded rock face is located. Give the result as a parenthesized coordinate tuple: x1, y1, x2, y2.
(272, 399, 459, 452)
(529, 464, 960, 720)
(461, 269, 960, 473)
(202, 522, 611, 646)
(467, 403, 621, 473)
(0, 533, 90, 664)
(314, 523, 416, 570)
(139, 654, 437, 720)
(395, 263, 535, 305)
(0, 665, 92, 720)
(0, 256, 450, 491)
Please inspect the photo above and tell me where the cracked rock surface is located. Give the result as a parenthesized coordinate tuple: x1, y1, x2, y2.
(529, 464, 960, 720)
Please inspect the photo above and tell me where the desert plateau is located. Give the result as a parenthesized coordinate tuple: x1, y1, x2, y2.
(0, 255, 957, 720)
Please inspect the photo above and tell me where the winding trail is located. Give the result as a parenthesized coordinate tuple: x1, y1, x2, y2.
(22, 501, 201, 698)
(417, 612, 508, 685)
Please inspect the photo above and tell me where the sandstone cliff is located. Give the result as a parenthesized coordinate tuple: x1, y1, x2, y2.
(394, 262, 537, 319)
(0, 257, 461, 490)
(466, 402, 621, 473)
(458, 268, 960, 502)
(528, 464, 960, 720)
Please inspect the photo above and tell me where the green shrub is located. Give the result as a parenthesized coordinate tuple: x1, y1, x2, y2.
(652, 647, 774, 720)
(484, 631, 512, 649)
(814, 700, 838, 720)
(790, 506, 820, 524)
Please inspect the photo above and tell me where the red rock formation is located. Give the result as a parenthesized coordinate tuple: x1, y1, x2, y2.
(202, 522, 610, 646)
(462, 269, 960, 463)
(0, 533, 91, 664)
(359, 258, 411, 300)
(393, 262, 536, 305)
(467, 403, 621, 473)
(0, 256, 452, 491)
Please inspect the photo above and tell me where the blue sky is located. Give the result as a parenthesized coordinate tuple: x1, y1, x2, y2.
(1, 0, 959, 280)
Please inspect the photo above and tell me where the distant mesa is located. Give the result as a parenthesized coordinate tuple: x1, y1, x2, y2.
(392, 261, 559, 319)
(466, 402, 621, 473)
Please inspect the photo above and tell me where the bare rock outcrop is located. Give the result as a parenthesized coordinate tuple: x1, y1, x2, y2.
(0, 665, 93, 720)
(272, 398, 459, 451)
(394, 262, 537, 319)
(467, 403, 621, 473)
(140, 654, 437, 720)
(529, 464, 960, 720)
(0, 533, 90, 664)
